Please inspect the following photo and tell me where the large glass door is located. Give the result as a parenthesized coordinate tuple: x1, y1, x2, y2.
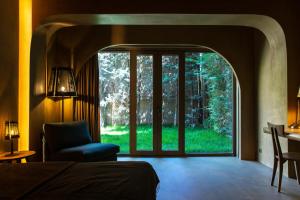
(100, 48, 235, 156)
(131, 52, 183, 155)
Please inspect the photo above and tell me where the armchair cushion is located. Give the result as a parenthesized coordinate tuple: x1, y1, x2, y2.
(51, 143, 120, 162)
(43, 121, 93, 153)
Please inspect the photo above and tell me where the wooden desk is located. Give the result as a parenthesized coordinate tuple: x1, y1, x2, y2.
(263, 127, 300, 141)
(0, 151, 36, 163)
(284, 128, 300, 141)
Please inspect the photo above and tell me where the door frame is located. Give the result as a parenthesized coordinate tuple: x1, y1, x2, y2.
(100, 46, 236, 157)
(130, 50, 184, 156)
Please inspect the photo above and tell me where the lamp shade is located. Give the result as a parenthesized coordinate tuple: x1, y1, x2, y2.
(47, 67, 77, 97)
(5, 121, 19, 140)
(298, 86, 300, 98)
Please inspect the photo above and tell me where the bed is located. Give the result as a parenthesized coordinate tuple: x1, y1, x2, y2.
(0, 161, 159, 200)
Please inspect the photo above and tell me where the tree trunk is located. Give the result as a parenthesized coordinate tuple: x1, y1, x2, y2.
(197, 64, 201, 125)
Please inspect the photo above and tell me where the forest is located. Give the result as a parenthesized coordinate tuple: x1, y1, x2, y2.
(99, 51, 233, 153)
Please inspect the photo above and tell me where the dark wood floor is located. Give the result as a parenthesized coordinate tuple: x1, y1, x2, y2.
(119, 157, 300, 200)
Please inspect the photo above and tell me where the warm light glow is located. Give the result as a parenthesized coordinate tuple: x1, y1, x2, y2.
(5, 121, 19, 138)
(19, 0, 32, 151)
(61, 86, 66, 92)
(64, 98, 73, 121)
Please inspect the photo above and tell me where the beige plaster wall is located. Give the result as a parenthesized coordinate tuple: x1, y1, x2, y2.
(255, 31, 288, 175)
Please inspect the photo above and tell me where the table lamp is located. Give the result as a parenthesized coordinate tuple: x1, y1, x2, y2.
(289, 86, 300, 129)
(4, 121, 20, 156)
(47, 67, 77, 122)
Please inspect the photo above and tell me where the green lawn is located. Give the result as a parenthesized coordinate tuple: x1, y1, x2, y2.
(101, 125, 232, 153)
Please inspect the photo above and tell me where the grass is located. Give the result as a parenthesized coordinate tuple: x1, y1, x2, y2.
(101, 125, 232, 153)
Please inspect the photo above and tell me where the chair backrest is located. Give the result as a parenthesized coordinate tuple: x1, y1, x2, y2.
(267, 122, 285, 160)
(43, 120, 93, 153)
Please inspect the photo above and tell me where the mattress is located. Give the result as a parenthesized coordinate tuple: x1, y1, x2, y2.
(0, 161, 159, 200)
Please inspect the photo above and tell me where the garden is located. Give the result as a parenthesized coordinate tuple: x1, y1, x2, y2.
(101, 125, 232, 153)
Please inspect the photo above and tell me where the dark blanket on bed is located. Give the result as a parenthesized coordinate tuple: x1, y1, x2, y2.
(0, 161, 159, 200)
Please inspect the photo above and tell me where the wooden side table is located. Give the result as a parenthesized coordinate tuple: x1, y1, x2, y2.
(0, 151, 36, 163)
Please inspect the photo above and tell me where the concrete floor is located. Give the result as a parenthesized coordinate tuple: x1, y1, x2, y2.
(119, 157, 300, 200)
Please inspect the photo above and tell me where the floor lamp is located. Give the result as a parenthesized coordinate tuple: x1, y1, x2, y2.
(47, 67, 77, 122)
(289, 86, 300, 129)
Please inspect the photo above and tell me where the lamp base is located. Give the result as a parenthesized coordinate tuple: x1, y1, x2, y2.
(4, 152, 19, 157)
(289, 122, 300, 129)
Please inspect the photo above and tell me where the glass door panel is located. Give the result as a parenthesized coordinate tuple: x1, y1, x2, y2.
(184, 52, 233, 153)
(161, 55, 179, 151)
(136, 55, 154, 151)
(99, 52, 130, 153)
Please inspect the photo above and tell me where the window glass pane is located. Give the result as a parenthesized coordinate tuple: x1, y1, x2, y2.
(162, 55, 179, 151)
(99, 52, 130, 153)
(185, 52, 233, 153)
(136, 55, 153, 151)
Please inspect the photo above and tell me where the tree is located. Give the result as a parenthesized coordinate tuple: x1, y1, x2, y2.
(136, 55, 153, 125)
(185, 53, 204, 128)
(162, 55, 179, 126)
(185, 52, 233, 135)
(200, 53, 233, 135)
(99, 52, 130, 127)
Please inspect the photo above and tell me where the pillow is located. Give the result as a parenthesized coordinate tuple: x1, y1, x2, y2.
(43, 121, 93, 152)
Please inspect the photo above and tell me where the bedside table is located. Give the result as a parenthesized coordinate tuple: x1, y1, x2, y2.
(0, 150, 36, 163)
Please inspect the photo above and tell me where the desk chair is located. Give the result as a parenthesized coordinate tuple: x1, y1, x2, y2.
(268, 122, 300, 192)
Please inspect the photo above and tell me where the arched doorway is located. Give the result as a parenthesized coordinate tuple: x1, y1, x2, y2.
(30, 14, 287, 160)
